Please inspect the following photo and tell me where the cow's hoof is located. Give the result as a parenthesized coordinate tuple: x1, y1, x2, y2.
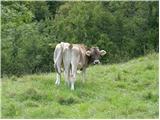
(71, 86, 74, 90)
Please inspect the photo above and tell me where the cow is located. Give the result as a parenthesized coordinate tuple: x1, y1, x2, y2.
(53, 42, 106, 90)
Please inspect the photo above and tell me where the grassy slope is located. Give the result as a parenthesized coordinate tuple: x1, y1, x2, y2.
(1, 53, 159, 118)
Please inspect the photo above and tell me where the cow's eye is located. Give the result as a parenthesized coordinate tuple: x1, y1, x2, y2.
(91, 56, 95, 59)
(91, 56, 95, 60)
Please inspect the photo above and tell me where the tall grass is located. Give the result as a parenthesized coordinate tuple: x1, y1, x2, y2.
(1, 53, 159, 118)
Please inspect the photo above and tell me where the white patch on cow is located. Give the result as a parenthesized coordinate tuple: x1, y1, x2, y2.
(93, 60, 100, 64)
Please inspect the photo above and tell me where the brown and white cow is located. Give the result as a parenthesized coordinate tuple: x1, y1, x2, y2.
(54, 42, 106, 90)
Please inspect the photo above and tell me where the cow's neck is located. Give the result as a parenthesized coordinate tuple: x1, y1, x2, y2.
(86, 55, 92, 66)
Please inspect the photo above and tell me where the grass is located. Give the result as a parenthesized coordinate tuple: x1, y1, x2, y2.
(1, 53, 159, 118)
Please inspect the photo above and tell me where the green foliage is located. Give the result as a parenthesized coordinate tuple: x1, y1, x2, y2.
(1, 53, 158, 118)
(1, 1, 159, 75)
(53, 1, 158, 63)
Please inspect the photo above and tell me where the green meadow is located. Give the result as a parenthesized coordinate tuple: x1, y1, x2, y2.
(1, 53, 159, 118)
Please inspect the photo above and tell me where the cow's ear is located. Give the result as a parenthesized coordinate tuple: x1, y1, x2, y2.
(86, 51, 91, 56)
(100, 50, 106, 56)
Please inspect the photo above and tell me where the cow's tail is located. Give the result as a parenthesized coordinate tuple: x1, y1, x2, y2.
(54, 63, 60, 74)
(54, 43, 63, 75)
(69, 44, 73, 49)
(68, 44, 73, 76)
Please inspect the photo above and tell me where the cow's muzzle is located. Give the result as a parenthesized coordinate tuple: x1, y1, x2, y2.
(93, 60, 100, 65)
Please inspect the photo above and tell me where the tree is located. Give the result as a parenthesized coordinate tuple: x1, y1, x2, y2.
(1, 1, 158, 76)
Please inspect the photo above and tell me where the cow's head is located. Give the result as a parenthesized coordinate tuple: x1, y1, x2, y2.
(86, 47, 106, 65)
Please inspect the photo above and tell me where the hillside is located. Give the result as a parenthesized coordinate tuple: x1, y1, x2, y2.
(1, 53, 159, 118)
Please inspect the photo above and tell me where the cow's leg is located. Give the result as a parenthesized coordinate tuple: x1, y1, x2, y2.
(64, 66, 70, 86)
(70, 63, 78, 90)
(55, 73, 61, 85)
(63, 48, 71, 86)
(70, 48, 80, 90)
(70, 72, 76, 90)
(54, 56, 62, 85)
(55, 60, 61, 85)
(82, 68, 86, 83)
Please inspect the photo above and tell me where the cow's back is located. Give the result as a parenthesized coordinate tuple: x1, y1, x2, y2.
(54, 42, 70, 61)
(71, 44, 88, 69)
(54, 42, 71, 73)
(54, 42, 88, 72)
